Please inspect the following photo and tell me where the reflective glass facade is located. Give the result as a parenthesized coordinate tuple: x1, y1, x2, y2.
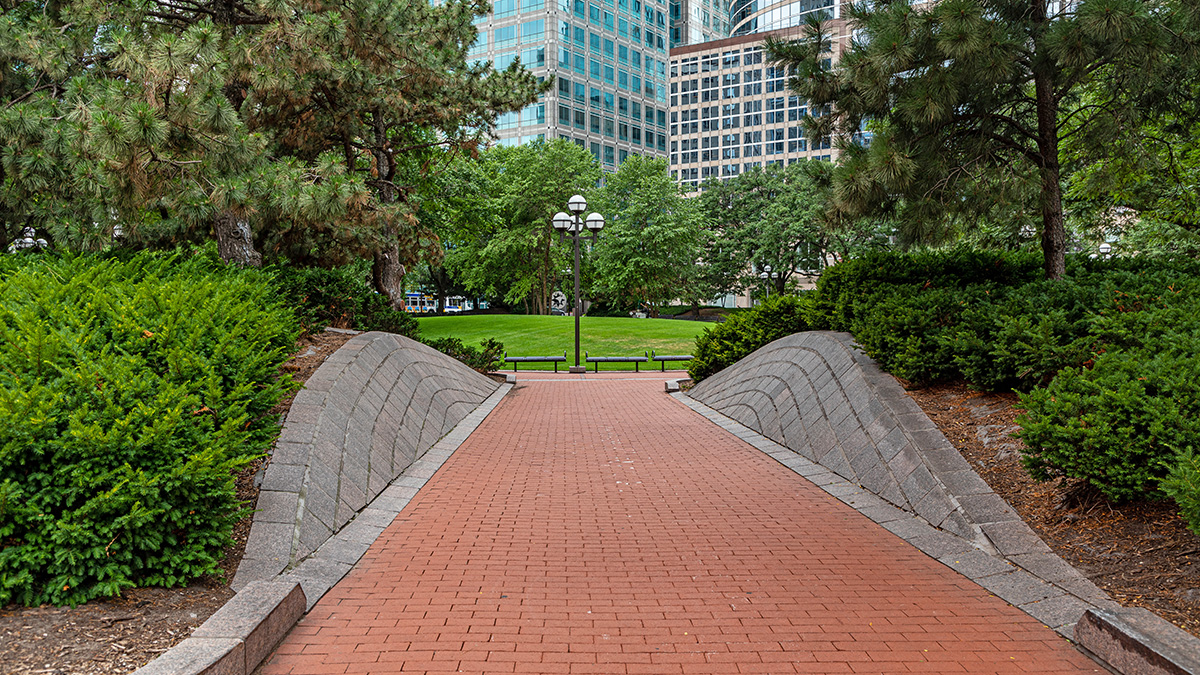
(728, 0, 835, 37)
(471, 0, 672, 168)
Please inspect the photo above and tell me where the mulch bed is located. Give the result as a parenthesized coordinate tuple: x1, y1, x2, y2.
(0, 330, 355, 675)
(906, 381, 1200, 638)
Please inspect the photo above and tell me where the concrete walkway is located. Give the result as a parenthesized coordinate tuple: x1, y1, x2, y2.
(260, 374, 1101, 674)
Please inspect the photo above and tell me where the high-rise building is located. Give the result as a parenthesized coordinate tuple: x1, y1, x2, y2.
(468, 0, 673, 169)
(667, 26, 848, 190)
(728, 0, 836, 37)
(669, 0, 732, 47)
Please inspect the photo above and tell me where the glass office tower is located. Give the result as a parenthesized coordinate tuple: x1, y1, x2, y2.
(469, 0, 672, 169)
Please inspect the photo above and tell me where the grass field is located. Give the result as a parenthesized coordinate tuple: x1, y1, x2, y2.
(418, 314, 709, 371)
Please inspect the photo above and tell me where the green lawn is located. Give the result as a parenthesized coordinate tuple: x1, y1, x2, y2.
(418, 314, 709, 371)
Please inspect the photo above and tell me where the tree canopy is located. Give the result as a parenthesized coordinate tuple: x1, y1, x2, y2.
(591, 155, 703, 315)
(767, 0, 1200, 279)
(0, 0, 546, 304)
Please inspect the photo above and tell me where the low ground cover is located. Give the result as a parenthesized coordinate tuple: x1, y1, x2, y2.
(0, 251, 297, 607)
(418, 314, 706, 370)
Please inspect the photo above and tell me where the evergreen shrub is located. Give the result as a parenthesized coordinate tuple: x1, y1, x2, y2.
(688, 295, 811, 381)
(273, 263, 420, 338)
(1017, 346, 1200, 501)
(421, 337, 505, 373)
(0, 251, 297, 606)
(1161, 447, 1200, 536)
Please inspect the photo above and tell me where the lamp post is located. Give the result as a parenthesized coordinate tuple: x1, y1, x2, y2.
(553, 195, 604, 373)
(758, 264, 778, 303)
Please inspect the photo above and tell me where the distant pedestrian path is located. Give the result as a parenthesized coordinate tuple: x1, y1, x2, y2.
(261, 373, 1099, 674)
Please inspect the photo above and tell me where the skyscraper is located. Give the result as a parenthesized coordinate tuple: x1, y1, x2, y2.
(669, 0, 732, 47)
(469, 0, 673, 169)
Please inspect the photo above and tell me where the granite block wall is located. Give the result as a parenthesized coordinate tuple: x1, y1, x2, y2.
(233, 332, 498, 588)
(688, 331, 1037, 553)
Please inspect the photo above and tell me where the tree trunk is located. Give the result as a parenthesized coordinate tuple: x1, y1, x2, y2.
(372, 244, 406, 310)
(214, 210, 262, 268)
(1034, 2, 1066, 281)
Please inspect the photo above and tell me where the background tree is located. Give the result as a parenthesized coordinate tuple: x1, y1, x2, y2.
(448, 139, 602, 314)
(591, 155, 703, 316)
(767, 0, 1200, 279)
(699, 161, 885, 294)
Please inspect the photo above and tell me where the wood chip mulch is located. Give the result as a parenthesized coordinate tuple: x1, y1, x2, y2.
(906, 381, 1200, 638)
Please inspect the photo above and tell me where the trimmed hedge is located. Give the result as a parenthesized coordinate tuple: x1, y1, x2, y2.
(688, 295, 811, 381)
(0, 251, 297, 606)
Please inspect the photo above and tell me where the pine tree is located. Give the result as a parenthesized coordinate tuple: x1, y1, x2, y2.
(0, 0, 545, 304)
(767, 0, 1200, 279)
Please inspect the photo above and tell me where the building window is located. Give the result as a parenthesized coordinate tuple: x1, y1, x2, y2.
(591, 86, 601, 107)
(619, 122, 629, 141)
(604, 145, 615, 165)
(604, 117, 615, 137)
(497, 111, 518, 129)
(522, 46, 545, 67)
(559, 105, 571, 124)
(521, 0, 544, 11)
(575, 81, 586, 102)
(495, 0, 518, 17)
(574, 109, 586, 128)
(604, 91, 614, 111)
(590, 3, 601, 22)
(590, 114, 601, 133)
(619, 97, 629, 116)
(631, 126, 642, 145)
(495, 25, 518, 48)
(558, 77, 571, 97)
(590, 141, 601, 160)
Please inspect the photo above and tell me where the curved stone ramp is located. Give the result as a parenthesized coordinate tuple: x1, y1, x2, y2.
(687, 332, 1112, 605)
(233, 331, 500, 589)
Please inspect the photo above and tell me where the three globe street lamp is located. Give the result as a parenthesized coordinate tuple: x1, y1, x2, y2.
(553, 195, 604, 373)
(759, 264, 779, 302)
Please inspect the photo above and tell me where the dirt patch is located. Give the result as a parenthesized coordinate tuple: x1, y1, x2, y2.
(906, 381, 1200, 638)
(0, 330, 356, 675)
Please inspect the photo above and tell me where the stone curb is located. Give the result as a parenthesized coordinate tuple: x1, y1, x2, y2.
(1074, 608, 1200, 675)
(672, 392, 1114, 639)
(128, 381, 511, 675)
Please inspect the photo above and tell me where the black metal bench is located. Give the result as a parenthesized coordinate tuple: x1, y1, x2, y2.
(504, 351, 567, 372)
(649, 349, 694, 371)
(584, 351, 649, 372)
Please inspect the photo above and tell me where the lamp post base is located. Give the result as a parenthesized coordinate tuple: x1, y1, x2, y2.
(568, 366, 587, 374)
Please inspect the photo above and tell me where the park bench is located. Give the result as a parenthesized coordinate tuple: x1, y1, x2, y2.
(649, 349, 694, 371)
(584, 351, 649, 372)
(504, 351, 568, 372)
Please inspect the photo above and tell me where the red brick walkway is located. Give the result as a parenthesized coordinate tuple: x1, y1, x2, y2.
(262, 377, 1100, 674)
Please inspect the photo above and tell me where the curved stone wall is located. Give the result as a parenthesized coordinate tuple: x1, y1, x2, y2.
(233, 332, 499, 587)
(690, 331, 1026, 552)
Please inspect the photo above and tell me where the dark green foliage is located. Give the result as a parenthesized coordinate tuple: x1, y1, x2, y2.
(421, 337, 504, 374)
(273, 264, 420, 338)
(1161, 447, 1200, 536)
(0, 251, 297, 606)
(1017, 347, 1200, 502)
(689, 295, 811, 382)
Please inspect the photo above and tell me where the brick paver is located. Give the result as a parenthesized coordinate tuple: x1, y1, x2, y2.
(261, 376, 1100, 674)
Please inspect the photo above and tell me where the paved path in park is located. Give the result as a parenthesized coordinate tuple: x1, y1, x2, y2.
(261, 374, 1101, 674)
